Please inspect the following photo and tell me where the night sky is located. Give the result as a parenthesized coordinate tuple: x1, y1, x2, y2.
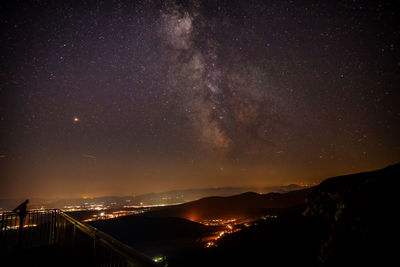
(1, 0, 399, 199)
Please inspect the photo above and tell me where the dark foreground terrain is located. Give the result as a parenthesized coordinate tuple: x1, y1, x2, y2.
(91, 164, 398, 266)
(89, 216, 223, 259)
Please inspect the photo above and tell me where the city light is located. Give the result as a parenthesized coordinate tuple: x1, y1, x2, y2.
(201, 218, 251, 248)
(152, 255, 166, 263)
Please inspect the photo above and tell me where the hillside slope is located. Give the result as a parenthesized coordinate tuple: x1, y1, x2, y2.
(89, 216, 222, 257)
(170, 164, 399, 266)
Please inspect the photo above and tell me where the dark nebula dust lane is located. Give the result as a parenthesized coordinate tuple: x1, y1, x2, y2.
(0, 0, 399, 198)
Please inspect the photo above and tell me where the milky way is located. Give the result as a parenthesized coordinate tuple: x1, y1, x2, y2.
(0, 0, 399, 198)
(159, 2, 298, 157)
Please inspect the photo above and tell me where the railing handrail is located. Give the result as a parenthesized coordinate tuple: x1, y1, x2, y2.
(59, 211, 157, 266)
(0, 209, 59, 216)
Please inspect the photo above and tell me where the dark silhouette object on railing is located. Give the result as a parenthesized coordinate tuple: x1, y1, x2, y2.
(12, 199, 29, 213)
(12, 199, 29, 248)
(0, 209, 158, 266)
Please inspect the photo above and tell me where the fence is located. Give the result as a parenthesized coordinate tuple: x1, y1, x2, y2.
(0, 209, 158, 267)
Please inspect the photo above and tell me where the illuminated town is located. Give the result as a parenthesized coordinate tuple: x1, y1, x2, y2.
(201, 216, 278, 248)
(83, 210, 147, 222)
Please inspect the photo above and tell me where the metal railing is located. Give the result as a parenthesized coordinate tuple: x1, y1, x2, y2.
(0, 210, 158, 267)
(0, 209, 57, 254)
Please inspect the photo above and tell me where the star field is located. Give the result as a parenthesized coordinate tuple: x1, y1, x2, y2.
(0, 0, 399, 198)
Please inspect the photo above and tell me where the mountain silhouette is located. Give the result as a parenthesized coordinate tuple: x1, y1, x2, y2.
(142, 188, 311, 222)
(168, 163, 398, 267)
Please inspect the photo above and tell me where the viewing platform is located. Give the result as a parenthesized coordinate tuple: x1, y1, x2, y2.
(0, 209, 158, 266)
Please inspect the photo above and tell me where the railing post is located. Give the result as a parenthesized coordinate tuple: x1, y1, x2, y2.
(0, 214, 5, 248)
(51, 210, 57, 245)
(17, 212, 26, 248)
(0, 214, 4, 233)
(72, 221, 76, 265)
(93, 234, 97, 263)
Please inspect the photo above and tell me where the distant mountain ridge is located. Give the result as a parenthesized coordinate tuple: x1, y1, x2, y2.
(142, 188, 312, 221)
(0, 184, 305, 210)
